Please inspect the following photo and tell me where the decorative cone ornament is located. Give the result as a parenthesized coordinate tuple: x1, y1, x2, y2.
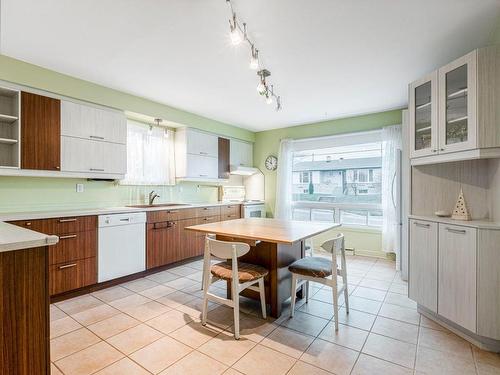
(451, 188, 471, 221)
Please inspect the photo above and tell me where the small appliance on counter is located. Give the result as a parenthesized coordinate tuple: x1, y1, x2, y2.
(222, 185, 266, 218)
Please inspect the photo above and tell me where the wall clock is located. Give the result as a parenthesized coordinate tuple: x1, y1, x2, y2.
(265, 155, 278, 171)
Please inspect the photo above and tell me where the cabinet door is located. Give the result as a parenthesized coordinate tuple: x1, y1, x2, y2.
(21, 92, 61, 170)
(186, 129, 218, 158)
(438, 224, 477, 332)
(185, 153, 218, 179)
(409, 219, 438, 312)
(218, 137, 230, 179)
(409, 72, 438, 158)
(61, 136, 126, 175)
(230, 139, 253, 167)
(61, 101, 126, 144)
(146, 221, 180, 268)
(438, 50, 477, 154)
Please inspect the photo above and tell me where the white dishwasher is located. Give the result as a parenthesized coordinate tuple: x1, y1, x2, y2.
(98, 212, 146, 282)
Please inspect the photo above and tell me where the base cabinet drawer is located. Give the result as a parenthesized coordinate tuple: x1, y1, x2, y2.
(438, 224, 477, 332)
(49, 257, 97, 295)
(409, 219, 438, 312)
(10, 216, 97, 235)
(49, 230, 97, 265)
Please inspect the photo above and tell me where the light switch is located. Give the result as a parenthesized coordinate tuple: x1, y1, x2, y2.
(76, 183, 84, 193)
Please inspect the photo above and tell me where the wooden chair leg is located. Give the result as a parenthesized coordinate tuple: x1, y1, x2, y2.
(290, 274, 297, 318)
(305, 281, 309, 304)
(258, 278, 267, 319)
(201, 275, 211, 326)
(332, 279, 339, 331)
(232, 279, 240, 340)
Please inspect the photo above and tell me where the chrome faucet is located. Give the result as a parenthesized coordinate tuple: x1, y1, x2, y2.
(148, 190, 160, 205)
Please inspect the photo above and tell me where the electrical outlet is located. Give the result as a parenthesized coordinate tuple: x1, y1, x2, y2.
(76, 183, 84, 193)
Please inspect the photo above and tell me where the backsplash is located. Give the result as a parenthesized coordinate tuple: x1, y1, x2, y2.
(0, 176, 243, 213)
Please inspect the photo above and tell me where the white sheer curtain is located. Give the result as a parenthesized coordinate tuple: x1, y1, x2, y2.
(382, 124, 402, 254)
(275, 138, 294, 220)
(120, 121, 176, 185)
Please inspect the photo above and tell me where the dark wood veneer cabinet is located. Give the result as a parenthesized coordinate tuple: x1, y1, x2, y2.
(146, 221, 181, 269)
(218, 137, 230, 179)
(21, 92, 61, 171)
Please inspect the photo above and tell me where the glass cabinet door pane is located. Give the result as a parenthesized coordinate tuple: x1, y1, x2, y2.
(445, 64, 468, 145)
(414, 81, 432, 151)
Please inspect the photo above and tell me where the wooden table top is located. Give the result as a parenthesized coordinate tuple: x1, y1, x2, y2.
(185, 218, 340, 245)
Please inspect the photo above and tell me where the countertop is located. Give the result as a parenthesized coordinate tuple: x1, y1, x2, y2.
(0, 222, 59, 252)
(186, 218, 340, 244)
(408, 215, 500, 230)
(0, 201, 244, 222)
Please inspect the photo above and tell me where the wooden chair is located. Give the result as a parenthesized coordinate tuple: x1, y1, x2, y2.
(201, 236, 268, 339)
(288, 234, 349, 331)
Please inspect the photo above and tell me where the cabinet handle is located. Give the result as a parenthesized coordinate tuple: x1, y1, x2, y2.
(58, 263, 77, 270)
(90, 168, 105, 172)
(55, 166, 60, 170)
(59, 234, 77, 240)
(25, 222, 32, 226)
(199, 152, 208, 155)
(167, 210, 179, 213)
(90, 135, 105, 140)
(414, 222, 430, 228)
(227, 215, 235, 218)
(445, 227, 466, 234)
(119, 218, 130, 222)
(199, 174, 208, 177)
(431, 149, 437, 153)
(440, 148, 445, 151)
(59, 218, 77, 223)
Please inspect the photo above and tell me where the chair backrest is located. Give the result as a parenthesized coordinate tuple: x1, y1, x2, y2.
(320, 234, 344, 254)
(206, 237, 250, 260)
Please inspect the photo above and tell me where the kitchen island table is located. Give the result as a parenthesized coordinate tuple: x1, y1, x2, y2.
(186, 218, 340, 317)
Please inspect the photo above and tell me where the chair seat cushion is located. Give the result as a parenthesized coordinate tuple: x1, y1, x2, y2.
(288, 257, 333, 278)
(211, 261, 269, 283)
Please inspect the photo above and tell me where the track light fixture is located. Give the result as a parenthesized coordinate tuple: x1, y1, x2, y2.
(225, 0, 282, 111)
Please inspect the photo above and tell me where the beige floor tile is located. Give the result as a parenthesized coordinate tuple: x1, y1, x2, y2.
(473, 346, 500, 370)
(418, 327, 473, 359)
(146, 309, 194, 334)
(50, 305, 67, 322)
(71, 304, 121, 326)
(260, 326, 314, 359)
(50, 316, 82, 339)
(109, 294, 151, 310)
(185, 270, 203, 282)
(362, 333, 416, 369)
(318, 322, 369, 351)
(55, 341, 124, 375)
(233, 344, 296, 375)
(388, 283, 408, 295)
(384, 292, 417, 309)
(365, 270, 396, 282)
(139, 284, 176, 300)
(168, 320, 222, 348)
(159, 350, 227, 375)
(164, 277, 199, 290)
(198, 331, 257, 366)
(352, 286, 387, 302)
(378, 303, 420, 325)
(129, 336, 192, 374)
(122, 277, 160, 292)
(280, 310, 329, 336)
(157, 290, 198, 308)
(415, 346, 476, 374)
(358, 278, 392, 291)
(181, 284, 205, 298)
(56, 294, 103, 315)
(91, 286, 135, 303)
(94, 357, 150, 375)
(121, 300, 172, 322)
(298, 299, 335, 320)
(337, 307, 376, 331)
(222, 369, 244, 375)
(168, 265, 198, 277)
(346, 296, 382, 315)
(352, 354, 413, 375)
(371, 316, 419, 345)
(310, 288, 334, 304)
(145, 270, 179, 283)
(476, 362, 500, 375)
(419, 315, 447, 331)
(174, 297, 212, 318)
(287, 361, 332, 375)
(205, 305, 238, 330)
(226, 316, 277, 343)
(301, 338, 359, 375)
(88, 313, 140, 339)
(51, 363, 63, 375)
(51, 327, 101, 361)
(107, 323, 163, 354)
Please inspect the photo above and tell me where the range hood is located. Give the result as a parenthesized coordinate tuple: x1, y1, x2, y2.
(230, 165, 260, 176)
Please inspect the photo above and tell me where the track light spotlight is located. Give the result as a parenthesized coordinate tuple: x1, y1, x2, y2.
(229, 14, 242, 45)
(250, 47, 259, 70)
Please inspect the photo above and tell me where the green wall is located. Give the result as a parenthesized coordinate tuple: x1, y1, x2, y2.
(254, 109, 403, 216)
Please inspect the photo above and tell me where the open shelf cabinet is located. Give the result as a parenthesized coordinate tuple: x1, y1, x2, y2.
(0, 87, 21, 168)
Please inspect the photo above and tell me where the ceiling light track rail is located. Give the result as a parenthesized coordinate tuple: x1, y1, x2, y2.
(226, 0, 282, 111)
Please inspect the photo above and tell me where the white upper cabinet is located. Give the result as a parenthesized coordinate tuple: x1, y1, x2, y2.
(61, 100, 126, 145)
(230, 139, 253, 168)
(184, 128, 218, 158)
(409, 45, 500, 165)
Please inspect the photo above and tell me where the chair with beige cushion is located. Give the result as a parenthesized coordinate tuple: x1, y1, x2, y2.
(201, 236, 268, 339)
(288, 234, 349, 331)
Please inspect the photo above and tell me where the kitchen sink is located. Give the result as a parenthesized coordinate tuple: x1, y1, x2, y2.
(127, 203, 191, 208)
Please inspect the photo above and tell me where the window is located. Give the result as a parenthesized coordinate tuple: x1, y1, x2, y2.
(291, 134, 383, 227)
(120, 121, 176, 185)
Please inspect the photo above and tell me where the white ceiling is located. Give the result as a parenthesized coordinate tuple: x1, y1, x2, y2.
(1, 0, 499, 131)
